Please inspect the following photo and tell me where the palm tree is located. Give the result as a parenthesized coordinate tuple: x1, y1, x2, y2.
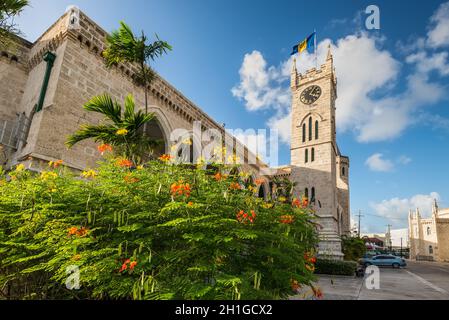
(102, 21, 172, 115)
(66, 94, 159, 164)
(0, 0, 29, 49)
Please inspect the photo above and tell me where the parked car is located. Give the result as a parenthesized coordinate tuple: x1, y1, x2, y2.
(359, 254, 407, 268)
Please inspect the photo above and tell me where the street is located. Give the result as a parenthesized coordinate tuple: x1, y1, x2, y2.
(293, 260, 449, 300)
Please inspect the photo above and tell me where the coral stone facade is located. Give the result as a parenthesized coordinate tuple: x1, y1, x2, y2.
(0, 7, 350, 259)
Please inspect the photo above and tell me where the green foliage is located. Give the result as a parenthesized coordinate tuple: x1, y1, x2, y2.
(315, 259, 357, 276)
(0, 158, 319, 300)
(103, 21, 171, 112)
(341, 235, 366, 261)
(66, 94, 159, 164)
(0, 0, 28, 49)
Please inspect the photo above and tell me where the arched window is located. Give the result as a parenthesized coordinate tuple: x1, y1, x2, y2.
(427, 226, 431, 235)
(315, 120, 319, 139)
(342, 167, 346, 176)
(311, 187, 316, 204)
(302, 124, 306, 143)
(305, 149, 308, 163)
(429, 245, 433, 254)
(311, 148, 315, 162)
(305, 188, 309, 199)
(308, 117, 312, 141)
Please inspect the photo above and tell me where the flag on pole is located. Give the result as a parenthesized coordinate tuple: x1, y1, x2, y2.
(291, 32, 316, 56)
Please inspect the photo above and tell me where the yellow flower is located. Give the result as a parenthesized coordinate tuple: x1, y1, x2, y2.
(227, 155, 241, 164)
(137, 165, 144, 170)
(278, 196, 287, 203)
(41, 171, 58, 180)
(196, 156, 206, 165)
(182, 138, 192, 146)
(15, 164, 25, 172)
(116, 128, 128, 136)
(81, 170, 97, 179)
(262, 202, 274, 209)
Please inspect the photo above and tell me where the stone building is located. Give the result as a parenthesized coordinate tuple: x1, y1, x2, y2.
(0, 6, 350, 259)
(409, 200, 449, 262)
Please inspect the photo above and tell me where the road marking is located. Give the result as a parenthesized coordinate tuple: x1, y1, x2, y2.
(405, 270, 448, 294)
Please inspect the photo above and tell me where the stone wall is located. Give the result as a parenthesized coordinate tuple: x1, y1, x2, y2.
(0, 38, 30, 122)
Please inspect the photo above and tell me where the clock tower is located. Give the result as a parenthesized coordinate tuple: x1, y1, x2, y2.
(290, 46, 349, 260)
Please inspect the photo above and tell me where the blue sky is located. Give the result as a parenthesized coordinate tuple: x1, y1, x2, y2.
(16, 0, 449, 233)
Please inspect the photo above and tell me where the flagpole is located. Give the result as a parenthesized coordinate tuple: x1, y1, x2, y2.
(314, 28, 317, 69)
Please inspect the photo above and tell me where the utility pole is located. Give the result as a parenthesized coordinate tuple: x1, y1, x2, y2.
(386, 224, 393, 253)
(356, 210, 364, 238)
(400, 237, 403, 258)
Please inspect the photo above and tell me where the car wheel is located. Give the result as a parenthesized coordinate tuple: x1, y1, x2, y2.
(392, 263, 400, 269)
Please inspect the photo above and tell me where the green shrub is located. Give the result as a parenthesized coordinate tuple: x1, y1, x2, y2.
(341, 236, 366, 261)
(0, 157, 319, 300)
(315, 259, 357, 276)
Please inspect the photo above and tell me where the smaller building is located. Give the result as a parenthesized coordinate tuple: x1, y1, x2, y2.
(409, 200, 449, 262)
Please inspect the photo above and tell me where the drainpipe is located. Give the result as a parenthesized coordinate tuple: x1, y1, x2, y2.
(35, 51, 57, 113)
(18, 51, 57, 151)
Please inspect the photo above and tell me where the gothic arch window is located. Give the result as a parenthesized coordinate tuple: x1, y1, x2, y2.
(429, 245, 433, 254)
(342, 167, 346, 176)
(302, 123, 306, 143)
(305, 149, 308, 163)
(427, 226, 431, 235)
(305, 188, 309, 199)
(311, 148, 315, 162)
(308, 117, 313, 141)
(315, 120, 319, 140)
(311, 187, 316, 204)
(258, 184, 266, 199)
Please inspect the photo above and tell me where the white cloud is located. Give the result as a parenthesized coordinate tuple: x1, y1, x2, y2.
(370, 192, 441, 226)
(406, 51, 449, 76)
(231, 51, 289, 112)
(232, 3, 449, 145)
(365, 153, 394, 172)
(427, 2, 449, 48)
(397, 155, 412, 165)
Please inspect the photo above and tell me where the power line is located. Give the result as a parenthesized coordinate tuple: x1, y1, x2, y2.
(355, 210, 364, 238)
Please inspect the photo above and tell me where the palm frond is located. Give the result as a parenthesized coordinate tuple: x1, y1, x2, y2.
(66, 125, 117, 148)
(83, 94, 122, 125)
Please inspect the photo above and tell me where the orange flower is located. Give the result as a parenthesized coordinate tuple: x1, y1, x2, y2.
(171, 182, 191, 198)
(49, 160, 63, 168)
(97, 144, 113, 154)
(117, 159, 133, 168)
(214, 173, 223, 181)
(255, 178, 264, 186)
(229, 182, 242, 190)
(291, 279, 301, 292)
(72, 254, 81, 261)
(76, 227, 89, 237)
(292, 198, 301, 208)
(236, 210, 256, 224)
(280, 215, 294, 224)
(302, 197, 309, 207)
(159, 154, 173, 162)
(129, 261, 138, 270)
(305, 264, 315, 272)
(124, 175, 140, 184)
(313, 287, 323, 299)
(68, 227, 78, 236)
(187, 202, 194, 207)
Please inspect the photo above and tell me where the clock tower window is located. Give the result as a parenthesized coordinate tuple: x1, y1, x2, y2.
(305, 149, 309, 163)
(308, 117, 312, 141)
(311, 148, 315, 162)
(315, 120, 319, 140)
(302, 123, 306, 143)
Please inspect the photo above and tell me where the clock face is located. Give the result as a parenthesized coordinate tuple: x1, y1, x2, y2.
(300, 85, 322, 105)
